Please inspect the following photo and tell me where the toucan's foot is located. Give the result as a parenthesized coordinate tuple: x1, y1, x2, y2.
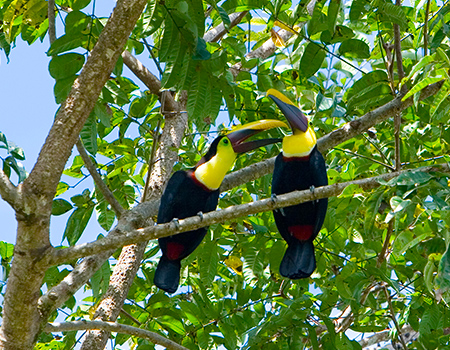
(271, 193, 278, 203)
(271, 194, 280, 212)
(309, 185, 318, 203)
(197, 211, 204, 221)
(171, 218, 180, 230)
(279, 207, 286, 217)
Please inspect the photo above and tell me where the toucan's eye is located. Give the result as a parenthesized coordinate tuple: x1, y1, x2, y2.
(223, 138, 229, 145)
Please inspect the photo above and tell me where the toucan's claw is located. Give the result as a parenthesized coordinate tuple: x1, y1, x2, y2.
(271, 193, 278, 204)
(309, 185, 319, 203)
(280, 207, 286, 217)
(197, 211, 204, 221)
(172, 218, 180, 230)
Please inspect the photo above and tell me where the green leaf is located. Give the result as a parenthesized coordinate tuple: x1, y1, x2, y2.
(90, 258, 110, 300)
(218, 321, 237, 350)
(9, 145, 25, 161)
(373, 0, 408, 30)
(156, 315, 185, 335)
(52, 199, 73, 216)
(339, 39, 370, 59)
(401, 54, 435, 86)
(47, 34, 86, 56)
(192, 37, 211, 60)
(299, 42, 326, 78)
(363, 188, 386, 237)
(80, 113, 98, 155)
(346, 70, 391, 112)
(63, 206, 94, 246)
(419, 303, 441, 335)
(321, 25, 355, 44)
(4, 156, 27, 183)
(436, 247, 450, 292)
(49, 53, 85, 80)
(54, 75, 77, 104)
(97, 205, 116, 231)
(187, 67, 209, 127)
(67, 0, 90, 11)
(349, 0, 366, 22)
(222, 80, 236, 120)
(198, 239, 218, 286)
(0, 132, 7, 146)
(161, 44, 190, 89)
(0, 241, 14, 260)
(221, 0, 269, 12)
(94, 103, 111, 128)
(217, 6, 231, 29)
(159, 17, 177, 62)
(327, 0, 341, 33)
(401, 76, 445, 101)
(308, 7, 328, 36)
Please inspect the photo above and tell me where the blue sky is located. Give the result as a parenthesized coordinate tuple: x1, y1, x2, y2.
(1, 39, 57, 244)
(0, 2, 117, 245)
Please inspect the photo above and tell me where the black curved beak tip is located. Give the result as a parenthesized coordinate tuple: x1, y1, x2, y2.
(268, 94, 309, 132)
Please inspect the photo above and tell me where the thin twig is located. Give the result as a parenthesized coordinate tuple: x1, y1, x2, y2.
(142, 38, 164, 76)
(47, 0, 56, 44)
(394, 0, 405, 172)
(333, 147, 395, 171)
(44, 320, 188, 350)
(76, 139, 125, 218)
(424, 0, 432, 56)
(377, 220, 393, 268)
(142, 119, 162, 202)
(383, 285, 408, 350)
(119, 308, 141, 326)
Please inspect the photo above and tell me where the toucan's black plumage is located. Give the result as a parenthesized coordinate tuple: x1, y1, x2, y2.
(268, 89, 328, 279)
(154, 120, 287, 293)
(155, 165, 220, 294)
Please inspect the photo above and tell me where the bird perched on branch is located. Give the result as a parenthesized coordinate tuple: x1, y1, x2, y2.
(154, 119, 287, 293)
(267, 89, 328, 279)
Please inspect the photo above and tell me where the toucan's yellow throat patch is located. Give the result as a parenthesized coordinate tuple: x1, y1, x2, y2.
(282, 126, 317, 158)
(193, 137, 237, 190)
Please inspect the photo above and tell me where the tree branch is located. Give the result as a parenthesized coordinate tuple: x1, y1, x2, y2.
(203, 11, 248, 43)
(47, 0, 56, 44)
(424, 0, 431, 56)
(76, 139, 125, 218)
(45, 320, 188, 350)
(393, 0, 404, 172)
(49, 163, 450, 265)
(121, 50, 178, 112)
(359, 325, 415, 349)
(383, 285, 408, 350)
(0, 169, 21, 211)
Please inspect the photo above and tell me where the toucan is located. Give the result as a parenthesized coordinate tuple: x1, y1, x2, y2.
(267, 89, 328, 279)
(154, 119, 287, 293)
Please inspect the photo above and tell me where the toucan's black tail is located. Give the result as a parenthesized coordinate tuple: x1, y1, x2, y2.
(154, 255, 181, 293)
(279, 240, 315, 279)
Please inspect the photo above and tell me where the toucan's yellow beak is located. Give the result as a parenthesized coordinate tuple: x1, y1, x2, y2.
(267, 89, 309, 132)
(225, 119, 287, 153)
